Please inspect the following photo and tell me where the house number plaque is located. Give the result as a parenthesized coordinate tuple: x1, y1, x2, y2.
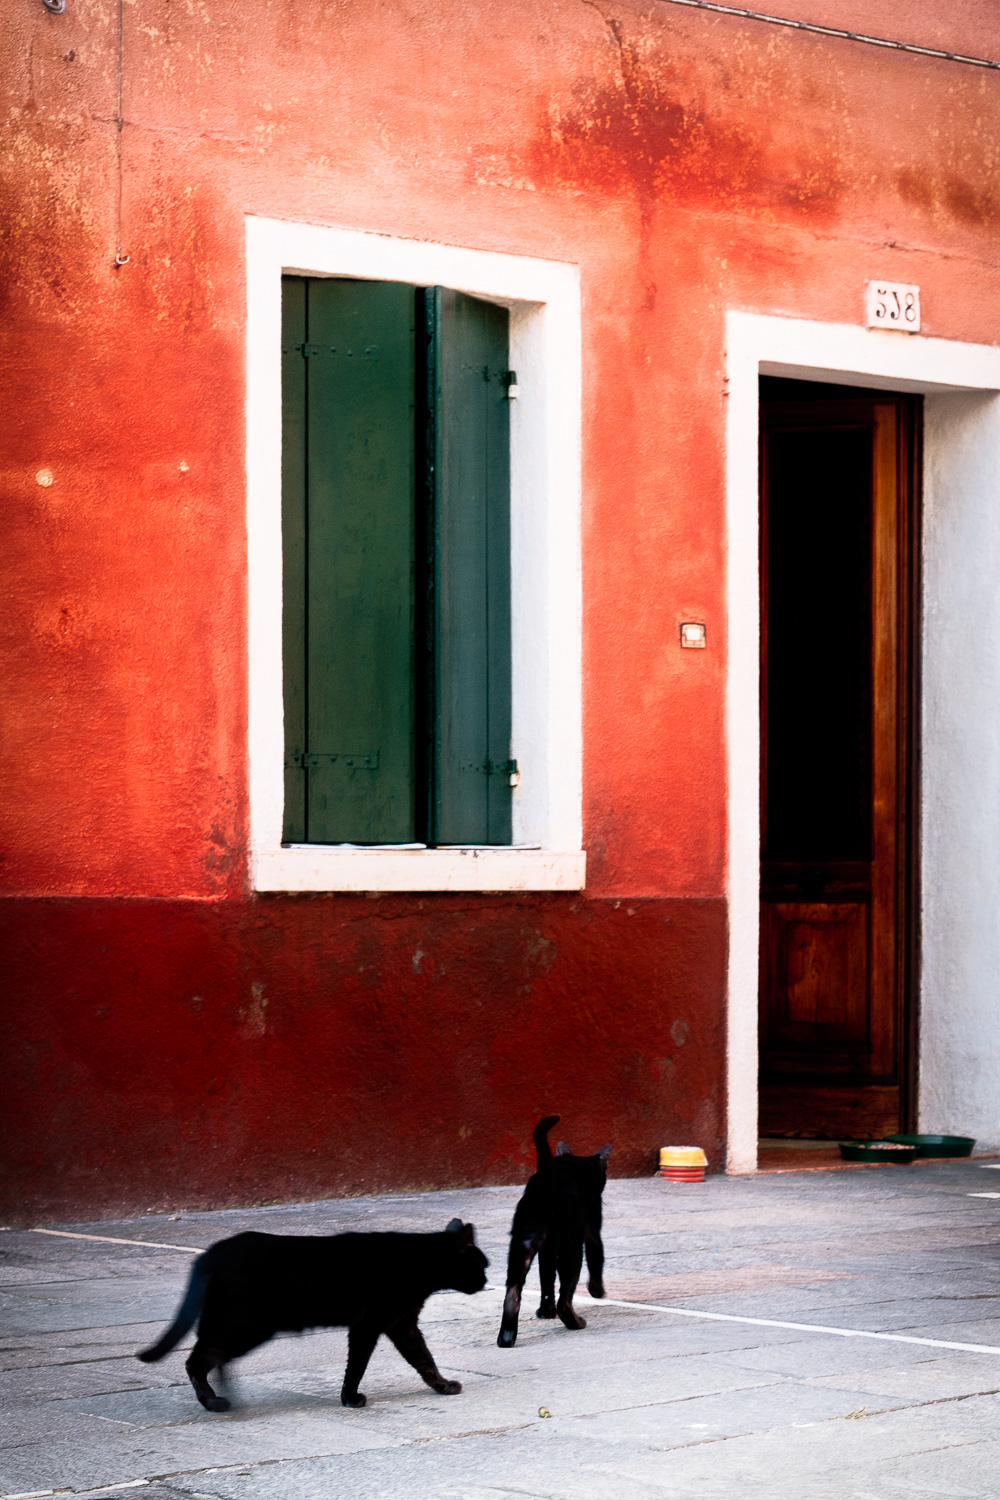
(866, 281, 920, 332)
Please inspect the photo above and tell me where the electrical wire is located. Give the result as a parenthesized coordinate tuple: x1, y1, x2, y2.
(113, 0, 129, 266)
(657, 0, 1000, 71)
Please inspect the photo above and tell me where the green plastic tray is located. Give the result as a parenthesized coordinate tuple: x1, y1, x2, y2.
(885, 1133, 975, 1158)
(839, 1141, 917, 1164)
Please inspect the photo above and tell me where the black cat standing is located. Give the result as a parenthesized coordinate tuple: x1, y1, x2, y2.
(137, 1219, 488, 1412)
(498, 1115, 610, 1348)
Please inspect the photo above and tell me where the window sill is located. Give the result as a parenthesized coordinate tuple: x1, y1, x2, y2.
(252, 846, 586, 893)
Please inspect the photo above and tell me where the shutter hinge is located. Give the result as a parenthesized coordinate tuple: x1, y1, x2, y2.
(459, 758, 519, 785)
(485, 369, 519, 398)
(285, 751, 379, 770)
(293, 344, 380, 360)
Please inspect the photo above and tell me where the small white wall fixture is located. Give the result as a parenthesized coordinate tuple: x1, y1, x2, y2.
(245, 217, 584, 892)
(725, 311, 1000, 1173)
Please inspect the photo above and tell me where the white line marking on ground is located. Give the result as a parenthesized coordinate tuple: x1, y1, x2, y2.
(29, 1228, 203, 1252)
(981, 1164, 1000, 1169)
(967, 1193, 1000, 1199)
(588, 1297, 1000, 1355)
(75, 1483, 149, 1496)
(22, 1234, 1000, 1363)
(0, 1480, 149, 1500)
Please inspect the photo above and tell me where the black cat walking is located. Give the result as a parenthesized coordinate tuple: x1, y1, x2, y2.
(138, 1219, 488, 1412)
(497, 1115, 610, 1348)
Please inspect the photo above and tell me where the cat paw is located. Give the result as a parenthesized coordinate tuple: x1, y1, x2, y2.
(433, 1379, 462, 1395)
(204, 1396, 231, 1413)
(557, 1305, 587, 1331)
(536, 1301, 557, 1319)
(497, 1327, 517, 1348)
(587, 1281, 606, 1299)
(341, 1391, 367, 1408)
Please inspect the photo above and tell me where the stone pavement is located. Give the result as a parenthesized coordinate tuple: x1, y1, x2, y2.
(4, 1161, 1000, 1499)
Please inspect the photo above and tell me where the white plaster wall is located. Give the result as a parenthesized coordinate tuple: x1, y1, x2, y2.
(921, 391, 1000, 1149)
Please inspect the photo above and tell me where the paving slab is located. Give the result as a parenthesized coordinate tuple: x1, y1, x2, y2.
(3, 1163, 1000, 1497)
(706, 1335, 961, 1379)
(807, 1351, 1000, 1402)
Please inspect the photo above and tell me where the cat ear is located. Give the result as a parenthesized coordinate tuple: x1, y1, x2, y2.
(459, 1222, 477, 1245)
(597, 1145, 611, 1163)
(555, 1141, 572, 1157)
(445, 1218, 464, 1233)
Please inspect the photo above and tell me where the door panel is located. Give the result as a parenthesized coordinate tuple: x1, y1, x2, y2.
(762, 902, 869, 1051)
(759, 394, 916, 1138)
(762, 425, 873, 862)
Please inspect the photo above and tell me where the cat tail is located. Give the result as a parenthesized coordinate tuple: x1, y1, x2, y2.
(533, 1115, 561, 1177)
(136, 1253, 211, 1363)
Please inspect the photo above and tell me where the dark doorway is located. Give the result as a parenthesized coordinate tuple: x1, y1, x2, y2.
(758, 378, 920, 1139)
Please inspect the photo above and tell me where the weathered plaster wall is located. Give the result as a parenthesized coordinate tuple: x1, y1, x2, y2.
(2, 896, 726, 1223)
(2, 0, 999, 1213)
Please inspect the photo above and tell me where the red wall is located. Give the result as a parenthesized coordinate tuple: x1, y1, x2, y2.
(3, 896, 726, 1222)
(2, 0, 998, 1217)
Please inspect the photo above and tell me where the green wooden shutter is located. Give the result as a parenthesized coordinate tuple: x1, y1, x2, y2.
(281, 276, 308, 843)
(282, 277, 418, 845)
(282, 278, 512, 849)
(426, 289, 513, 846)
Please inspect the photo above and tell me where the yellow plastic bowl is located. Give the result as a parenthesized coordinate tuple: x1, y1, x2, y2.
(659, 1146, 708, 1167)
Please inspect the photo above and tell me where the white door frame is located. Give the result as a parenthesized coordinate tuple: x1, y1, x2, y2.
(725, 312, 1000, 1173)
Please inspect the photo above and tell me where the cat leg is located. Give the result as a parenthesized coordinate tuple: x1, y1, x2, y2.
(385, 1313, 461, 1395)
(555, 1238, 587, 1331)
(341, 1319, 382, 1408)
(497, 1227, 544, 1348)
(536, 1238, 557, 1319)
(584, 1227, 606, 1300)
(185, 1319, 270, 1414)
(185, 1340, 231, 1412)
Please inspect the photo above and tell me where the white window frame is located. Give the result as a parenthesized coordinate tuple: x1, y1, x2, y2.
(724, 309, 1000, 1173)
(246, 217, 585, 892)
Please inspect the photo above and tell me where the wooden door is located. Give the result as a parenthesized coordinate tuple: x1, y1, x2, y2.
(759, 389, 918, 1139)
